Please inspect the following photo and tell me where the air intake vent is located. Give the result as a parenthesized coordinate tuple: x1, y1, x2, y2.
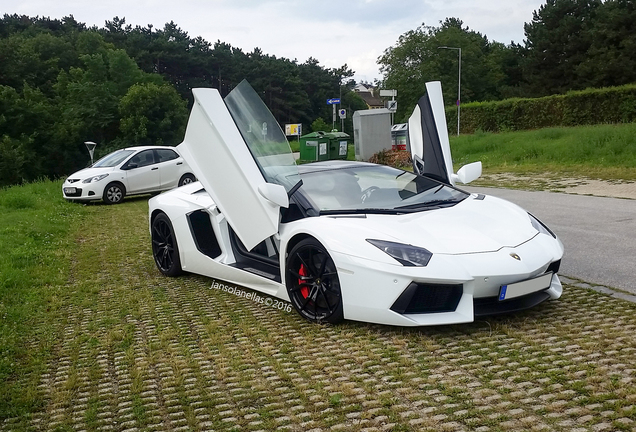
(547, 260, 561, 274)
(391, 283, 463, 314)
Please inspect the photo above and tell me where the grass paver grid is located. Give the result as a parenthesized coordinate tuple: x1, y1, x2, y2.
(2, 199, 635, 431)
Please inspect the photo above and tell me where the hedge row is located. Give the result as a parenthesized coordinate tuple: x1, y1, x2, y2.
(445, 84, 636, 134)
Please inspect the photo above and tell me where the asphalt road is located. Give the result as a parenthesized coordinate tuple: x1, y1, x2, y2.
(464, 186, 636, 296)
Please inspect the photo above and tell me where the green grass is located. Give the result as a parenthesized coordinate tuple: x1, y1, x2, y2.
(2, 178, 636, 430)
(0, 180, 88, 418)
(450, 122, 636, 180)
(289, 140, 300, 153)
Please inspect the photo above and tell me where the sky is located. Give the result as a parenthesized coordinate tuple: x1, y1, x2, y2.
(2, 0, 545, 82)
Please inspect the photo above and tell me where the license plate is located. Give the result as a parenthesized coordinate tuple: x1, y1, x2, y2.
(64, 187, 76, 194)
(499, 272, 553, 301)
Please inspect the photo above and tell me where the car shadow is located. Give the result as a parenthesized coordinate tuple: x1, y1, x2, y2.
(66, 193, 158, 206)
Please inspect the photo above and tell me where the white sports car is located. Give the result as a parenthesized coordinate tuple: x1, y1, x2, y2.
(148, 80, 564, 327)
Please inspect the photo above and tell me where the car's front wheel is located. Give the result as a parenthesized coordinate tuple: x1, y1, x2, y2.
(151, 213, 183, 277)
(178, 173, 196, 187)
(102, 182, 125, 204)
(286, 238, 343, 324)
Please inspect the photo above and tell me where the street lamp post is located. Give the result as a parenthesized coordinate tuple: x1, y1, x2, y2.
(84, 141, 97, 165)
(438, 46, 461, 136)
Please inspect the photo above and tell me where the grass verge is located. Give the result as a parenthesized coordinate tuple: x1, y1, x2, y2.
(0, 180, 88, 418)
(450, 123, 636, 181)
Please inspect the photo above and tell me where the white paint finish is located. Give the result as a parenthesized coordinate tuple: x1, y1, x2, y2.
(177, 88, 280, 250)
(62, 146, 192, 202)
(425, 81, 455, 183)
(150, 182, 564, 327)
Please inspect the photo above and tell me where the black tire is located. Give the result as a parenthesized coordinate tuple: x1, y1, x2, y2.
(151, 213, 183, 277)
(102, 182, 125, 204)
(286, 238, 343, 324)
(178, 173, 196, 187)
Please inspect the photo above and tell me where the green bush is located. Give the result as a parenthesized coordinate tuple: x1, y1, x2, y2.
(446, 84, 636, 134)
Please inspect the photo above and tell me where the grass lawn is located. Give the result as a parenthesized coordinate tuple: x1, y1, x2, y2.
(450, 123, 636, 181)
(1, 180, 636, 430)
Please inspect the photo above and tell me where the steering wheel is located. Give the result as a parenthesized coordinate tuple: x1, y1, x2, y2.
(360, 186, 379, 203)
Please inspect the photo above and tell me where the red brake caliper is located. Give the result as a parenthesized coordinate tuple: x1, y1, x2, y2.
(299, 264, 309, 298)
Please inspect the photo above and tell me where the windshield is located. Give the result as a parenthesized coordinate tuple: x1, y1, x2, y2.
(224, 80, 300, 192)
(93, 149, 135, 167)
(298, 165, 468, 214)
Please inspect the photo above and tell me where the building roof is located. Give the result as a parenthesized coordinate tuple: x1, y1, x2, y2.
(357, 91, 384, 109)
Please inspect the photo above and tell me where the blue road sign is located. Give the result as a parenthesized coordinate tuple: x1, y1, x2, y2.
(327, 98, 341, 105)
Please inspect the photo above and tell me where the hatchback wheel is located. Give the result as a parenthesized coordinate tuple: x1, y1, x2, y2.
(179, 174, 196, 186)
(103, 182, 125, 204)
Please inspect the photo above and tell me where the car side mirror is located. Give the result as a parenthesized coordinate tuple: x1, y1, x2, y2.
(123, 163, 138, 170)
(257, 183, 289, 208)
(453, 161, 482, 184)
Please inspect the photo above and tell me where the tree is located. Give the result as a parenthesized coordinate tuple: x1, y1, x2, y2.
(378, 18, 511, 122)
(118, 83, 188, 146)
(522, 0, 602, 96)
(575, 0, 636, 88)
(310, 118, 330, 132)
(0, 13, 361, 185)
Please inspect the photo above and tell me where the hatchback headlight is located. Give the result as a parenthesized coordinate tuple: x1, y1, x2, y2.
(82, 174, 109, 184)
(367, 239, 433, 266)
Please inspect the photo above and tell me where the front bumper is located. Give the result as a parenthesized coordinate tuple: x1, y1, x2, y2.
(62, 182, 105, 201)
(332, 235, 564, 327)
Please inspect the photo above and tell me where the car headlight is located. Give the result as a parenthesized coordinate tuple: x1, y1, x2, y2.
(82, 174, 109, 184)
(367, 239, 433, 266)
(529, 213, 556, 238)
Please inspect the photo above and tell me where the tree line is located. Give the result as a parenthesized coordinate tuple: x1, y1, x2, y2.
(3, 0, 636, 185)
(379, 0, 636, 122)
(0, 14, 365, 186)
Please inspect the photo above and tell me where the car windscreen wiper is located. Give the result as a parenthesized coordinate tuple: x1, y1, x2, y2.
(319, 208, 408, 216)
(395, 198, 462, 210)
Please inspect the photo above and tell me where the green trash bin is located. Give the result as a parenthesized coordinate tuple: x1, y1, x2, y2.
(299, 131, 330, 162)
(300, 131, 350, 162)
(326, 131, 350, 160)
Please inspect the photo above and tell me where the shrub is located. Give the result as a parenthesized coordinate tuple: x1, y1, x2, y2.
(446, 84, 636, 134)
(369, 149, 412, 169)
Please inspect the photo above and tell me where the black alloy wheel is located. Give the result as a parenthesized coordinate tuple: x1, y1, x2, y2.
(151, 213, 182, 276)
(286, 238, 343, 324)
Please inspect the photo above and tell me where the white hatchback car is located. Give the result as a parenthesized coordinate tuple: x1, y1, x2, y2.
(62, 146, 195, 204)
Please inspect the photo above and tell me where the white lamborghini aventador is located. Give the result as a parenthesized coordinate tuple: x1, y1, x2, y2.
(148, 80, 564, 327)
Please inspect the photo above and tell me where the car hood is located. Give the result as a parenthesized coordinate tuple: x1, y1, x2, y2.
(365, 194, 538, 255)
(66, 166, 116, 181)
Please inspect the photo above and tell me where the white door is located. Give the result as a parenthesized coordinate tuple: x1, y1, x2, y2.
(408, 81, 455, 185)
(155, 148, 182, 189)
(177, 81, 299, 250)
(124, 149, 160, 193)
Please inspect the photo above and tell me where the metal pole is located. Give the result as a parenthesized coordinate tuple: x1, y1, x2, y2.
(340, 78, 344, 132)
(457, 48, 461, 136)
(438, 46, 462, 136)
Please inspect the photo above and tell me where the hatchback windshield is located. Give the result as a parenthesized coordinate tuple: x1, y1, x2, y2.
(93, 149, 135, 168)
(299, 165, 468, 213)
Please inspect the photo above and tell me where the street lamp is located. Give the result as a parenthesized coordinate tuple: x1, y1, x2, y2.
(84, 141, 97, 165)
(438, 46, 461, 136)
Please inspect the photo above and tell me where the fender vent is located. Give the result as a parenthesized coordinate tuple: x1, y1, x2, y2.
(187, 210, 222, 259)
(391, 283, 463, 314)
